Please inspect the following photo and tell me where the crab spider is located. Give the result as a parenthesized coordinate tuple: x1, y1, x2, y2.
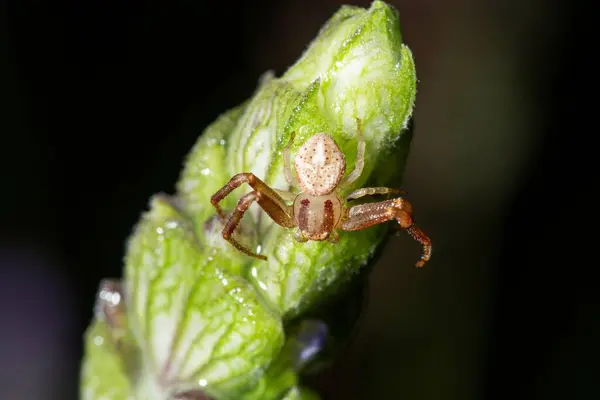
(210, 120, 432, 267)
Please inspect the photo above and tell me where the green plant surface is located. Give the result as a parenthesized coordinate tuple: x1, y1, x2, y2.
(80, 2, 418, 399)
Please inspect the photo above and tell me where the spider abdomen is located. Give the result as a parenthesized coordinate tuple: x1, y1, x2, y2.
(293, 193, 342, 241)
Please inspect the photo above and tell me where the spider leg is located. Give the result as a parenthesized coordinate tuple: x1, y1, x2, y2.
(274, 188, 297, 203)
(223, 190, 295, 261)
(327, 230, 340, 243)
(345, 187, 405, 202)
(340, 197, 432, 267)
(211, 173, 296, 260)
(283, 131, 298, 187)
(340, 118, 365, 187)
(211, 172, 293, 225)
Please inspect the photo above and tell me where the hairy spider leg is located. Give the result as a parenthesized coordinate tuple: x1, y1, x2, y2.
(339, 118, 366, 187)
(274, 188, 297, 202)
(211, 173, 293, 222)
(327, 231, 340, 243)
(210, 173, 295, 260)
(345, 187, 405, 201)
(340, 197, 432, 267)
(283, 131, 298, 187)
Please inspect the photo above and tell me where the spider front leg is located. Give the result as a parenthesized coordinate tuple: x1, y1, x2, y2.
(328, 231, 340, 243)
(339, 118, 365, 187)
(340, 197, 432, 267)
(211, 173, 293, 220)
(283, 131, 298, 187)
(345, 186, 405, 201)
(210, 173, 295, 260)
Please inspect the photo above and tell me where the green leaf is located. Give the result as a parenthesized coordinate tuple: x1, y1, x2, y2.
(80, 321, 133, 400)
(178, 102, 248, 228)
(124, 195, 284, 399)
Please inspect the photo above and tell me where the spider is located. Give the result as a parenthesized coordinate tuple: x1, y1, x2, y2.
(210, 120, 432, 267)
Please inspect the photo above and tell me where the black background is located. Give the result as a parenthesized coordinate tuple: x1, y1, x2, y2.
(1, 0, 594, 399)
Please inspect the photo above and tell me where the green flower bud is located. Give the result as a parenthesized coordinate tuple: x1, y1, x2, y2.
(81, 1, 418, 399)
(178, 0, 417, 317)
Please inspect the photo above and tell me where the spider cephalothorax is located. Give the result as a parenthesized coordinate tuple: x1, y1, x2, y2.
(210, 120, 432, 267)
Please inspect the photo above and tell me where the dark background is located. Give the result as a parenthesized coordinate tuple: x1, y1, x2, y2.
(0, 0, 593, 398)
